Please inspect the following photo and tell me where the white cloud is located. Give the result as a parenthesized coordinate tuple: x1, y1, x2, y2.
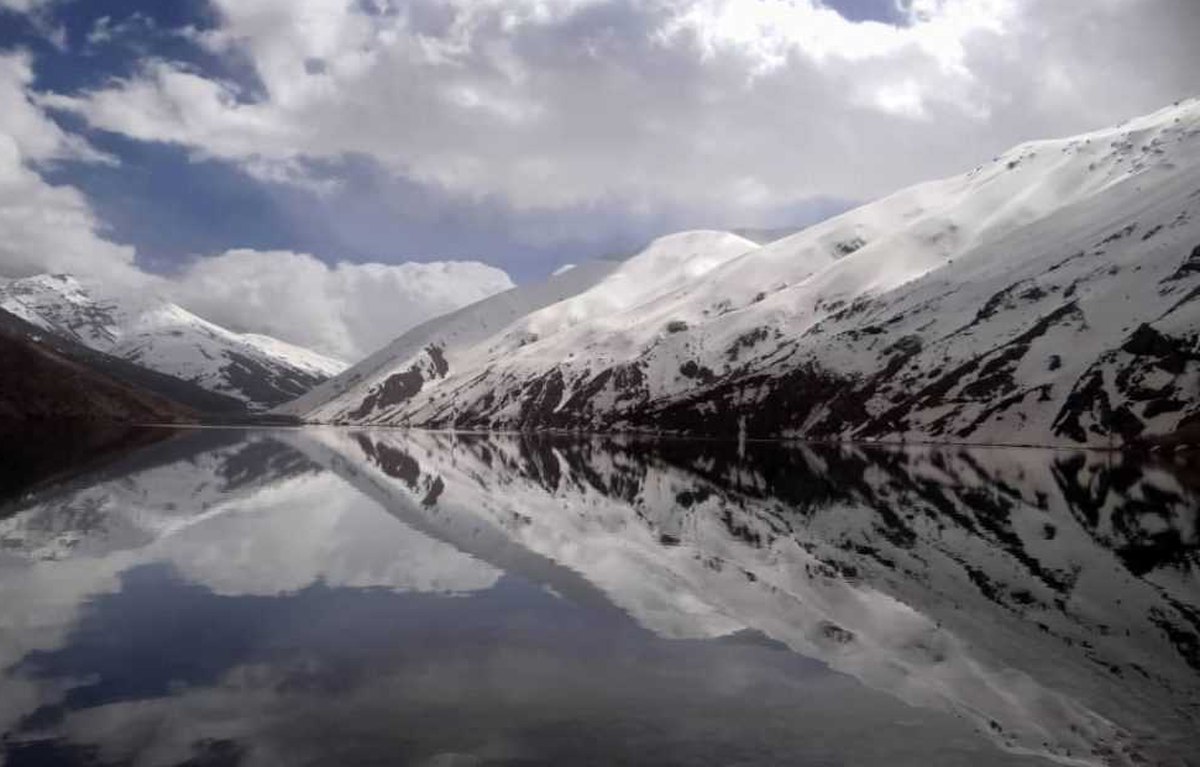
(0, 0, 53, 12)
(39, 0, 1200, 215)
(85, 13, 157, 47)
(0, 53, 114, 165)
(0, 52, 514, 362)
(0, 53, 138, 287)
(0, 141, 135, 284)
(164, 249, 514, 359)
(1, 0, 71, 51)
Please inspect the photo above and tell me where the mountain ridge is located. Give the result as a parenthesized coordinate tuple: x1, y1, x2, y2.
(0, 274, 346, 410)
(289, 97, 1200, 447)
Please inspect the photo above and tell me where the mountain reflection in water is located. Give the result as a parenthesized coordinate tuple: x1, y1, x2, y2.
(0, 428, 1197, 767)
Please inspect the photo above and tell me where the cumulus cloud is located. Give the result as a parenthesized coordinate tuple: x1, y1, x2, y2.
(165, 249, 513, 359)
(39, 0, 1200, 216)
(0, 53, 139, 287)
(0, 51, 514, 361)
(0, 0, 53, 12)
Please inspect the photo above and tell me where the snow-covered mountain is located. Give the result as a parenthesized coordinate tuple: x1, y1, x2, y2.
(297, 99, 1200, 446)
(284, 230, 758, 422)
(0, 274, 347, 410)
(274, 257, 624, 419)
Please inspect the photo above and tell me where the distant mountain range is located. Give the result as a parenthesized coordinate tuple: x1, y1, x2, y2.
(0, 274, 346, 413)
(4, 98, 1200, 443)
(283, 98, 1200, 447)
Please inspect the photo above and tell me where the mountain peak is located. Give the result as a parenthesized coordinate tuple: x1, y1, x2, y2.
(0, 272, 346, 410)
(292, 98, 1200, 446)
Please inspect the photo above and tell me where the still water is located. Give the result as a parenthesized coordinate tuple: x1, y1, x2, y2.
(0, 428, 1197, 766)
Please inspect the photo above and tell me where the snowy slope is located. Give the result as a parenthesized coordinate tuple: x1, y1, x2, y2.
(0, 274, 347, 410)
(302, 98, 1200, 446)
(289, 430, 1200, 765)
(276, 258, 623, 419)
(293, 230, 757, 423)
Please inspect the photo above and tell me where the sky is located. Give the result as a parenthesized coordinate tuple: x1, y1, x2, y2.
(0, 0, 1198, 360)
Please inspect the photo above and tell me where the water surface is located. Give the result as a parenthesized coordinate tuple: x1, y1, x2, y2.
(1, 428, 1197, 766)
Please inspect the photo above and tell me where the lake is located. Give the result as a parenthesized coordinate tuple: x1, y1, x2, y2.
(1, 428, 1197, 766)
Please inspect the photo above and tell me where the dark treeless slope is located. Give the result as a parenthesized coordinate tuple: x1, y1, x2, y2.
(0, 308, 198, 424)
(0, 309, 200, 501)
(0, 307, 248, 416)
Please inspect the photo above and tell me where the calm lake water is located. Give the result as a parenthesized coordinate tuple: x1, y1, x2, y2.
(1, 428, 1197, 766)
